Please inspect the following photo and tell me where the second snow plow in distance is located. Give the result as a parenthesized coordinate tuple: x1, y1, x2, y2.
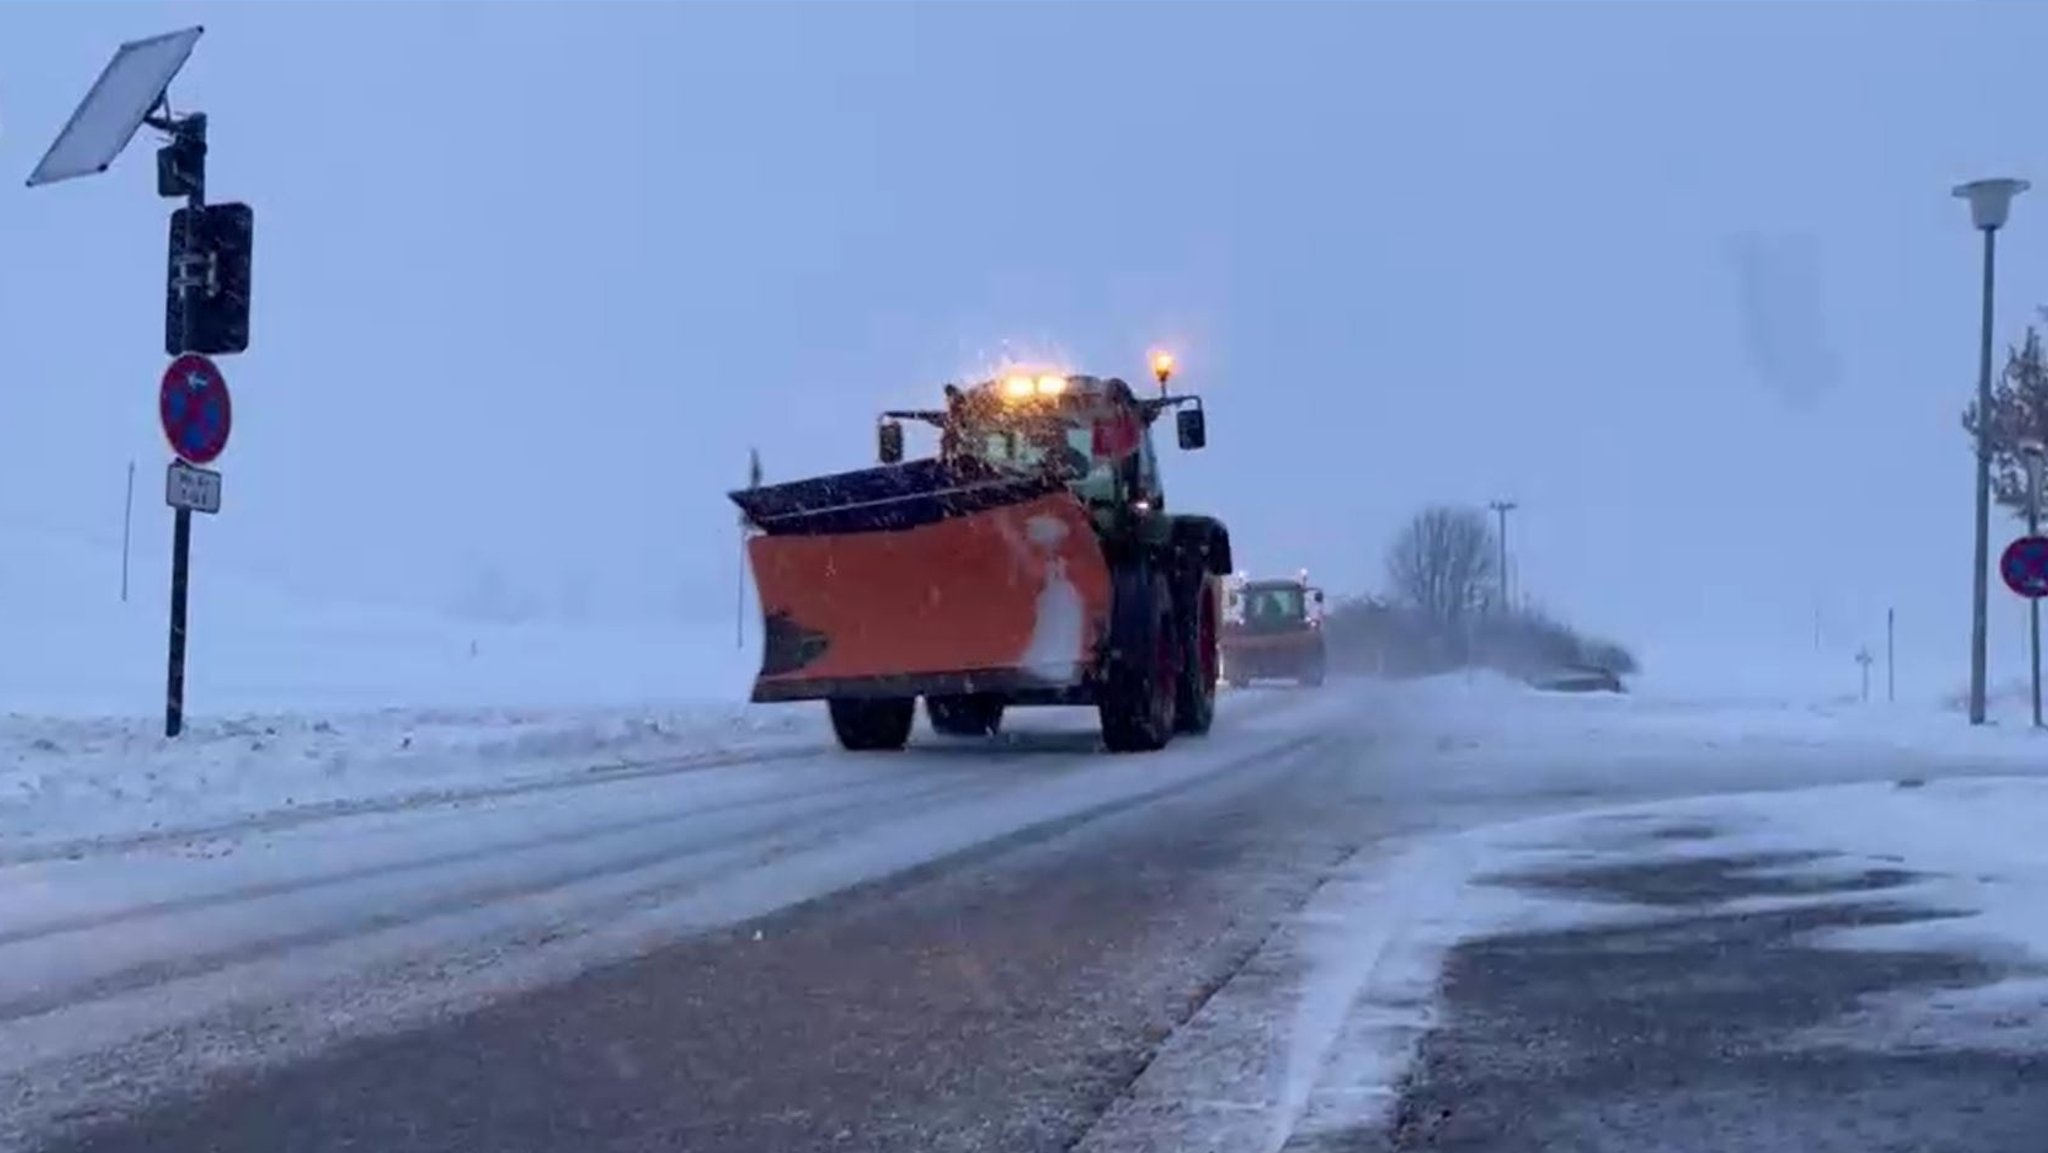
(1220, 571, 1328, 688)
(730, 356, 1233, 754)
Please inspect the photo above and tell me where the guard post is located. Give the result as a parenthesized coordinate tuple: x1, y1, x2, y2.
(29, 27, 255, 737)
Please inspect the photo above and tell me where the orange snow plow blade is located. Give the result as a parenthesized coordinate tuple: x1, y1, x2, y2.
(730, 457, 1114, 702)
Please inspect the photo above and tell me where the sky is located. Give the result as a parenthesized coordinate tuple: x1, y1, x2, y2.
(3, 0, 2048, 698)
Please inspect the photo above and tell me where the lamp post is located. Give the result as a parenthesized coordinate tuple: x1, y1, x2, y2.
(1955, 177, 2030, 726)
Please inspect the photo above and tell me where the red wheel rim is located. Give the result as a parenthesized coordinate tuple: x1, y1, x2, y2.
(1199, 589, 1219, 694)
(1155, 611, 1177, 724)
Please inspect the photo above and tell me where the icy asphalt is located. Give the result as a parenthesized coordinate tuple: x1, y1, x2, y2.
(8, 678, 2042, 1153)
(1354, 838, 2048, 1153)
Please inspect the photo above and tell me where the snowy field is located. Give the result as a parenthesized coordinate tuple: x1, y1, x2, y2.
(0, 523, 804, 854)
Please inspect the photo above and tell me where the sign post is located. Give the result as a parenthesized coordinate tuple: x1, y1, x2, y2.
(28, 27, 256, 737)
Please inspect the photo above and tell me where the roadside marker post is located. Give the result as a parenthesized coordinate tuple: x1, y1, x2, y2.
(29, 27, 257, 737)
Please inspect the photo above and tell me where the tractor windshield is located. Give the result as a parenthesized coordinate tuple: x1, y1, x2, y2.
(955, 405, 1128, 503)
(1241, 584, 1307, 626)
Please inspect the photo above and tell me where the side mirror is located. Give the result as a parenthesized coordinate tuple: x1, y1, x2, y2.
(1176, 407, 1206, 451)
(878, 420, 904, 464)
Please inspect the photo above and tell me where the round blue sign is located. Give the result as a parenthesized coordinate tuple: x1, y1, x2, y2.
(2001, 535, 2048, 599)
(159, 353, 232, 465)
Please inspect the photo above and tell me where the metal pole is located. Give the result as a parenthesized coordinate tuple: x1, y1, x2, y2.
(1887, 606, 1896, 704)
(2030, 457, 2042, 727)
(1488, 499, 1516, 614)
(1970, 225, 1999, 726)
(121, 460, 134, 604)
(165, 114, 206, 739)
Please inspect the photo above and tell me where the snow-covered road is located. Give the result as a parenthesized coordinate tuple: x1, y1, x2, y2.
(0, 687, 1351, 1151)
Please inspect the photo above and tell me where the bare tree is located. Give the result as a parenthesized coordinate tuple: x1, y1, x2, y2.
(1962, 318, 2048, 519)
(1387, 505, 1498, 631)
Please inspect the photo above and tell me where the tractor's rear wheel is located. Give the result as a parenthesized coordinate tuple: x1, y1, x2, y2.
(828, 697, 916, 751)
(1100, 565, 1178, 753)
(926, 693, 1006, 737)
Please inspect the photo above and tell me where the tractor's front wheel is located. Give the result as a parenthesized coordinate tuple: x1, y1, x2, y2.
(828, 698, 916, 751)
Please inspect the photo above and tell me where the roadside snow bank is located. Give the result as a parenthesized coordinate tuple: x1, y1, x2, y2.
(0, 702, 819, 855)
(1380, 669, 2048, 774)
(0, 521, 799, 852)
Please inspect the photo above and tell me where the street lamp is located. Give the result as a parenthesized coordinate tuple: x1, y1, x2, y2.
(2021, 437, 2046, 728)
(1955, 176, 2030, 726)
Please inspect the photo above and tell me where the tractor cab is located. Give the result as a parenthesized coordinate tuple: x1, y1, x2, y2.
(875, 364, 1206, 517)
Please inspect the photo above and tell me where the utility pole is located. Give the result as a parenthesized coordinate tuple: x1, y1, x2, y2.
(1955, 177, 2029, 725)
(1488, 499, 1517, 613)
(1856, 646, 1874, 704)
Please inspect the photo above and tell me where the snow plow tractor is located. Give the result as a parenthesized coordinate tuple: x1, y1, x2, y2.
(729, 356, 1233, 754)
(1220, 572, 1327, 688)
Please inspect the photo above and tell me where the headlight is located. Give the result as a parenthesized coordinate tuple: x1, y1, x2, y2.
(1000, 373, 1068, 400)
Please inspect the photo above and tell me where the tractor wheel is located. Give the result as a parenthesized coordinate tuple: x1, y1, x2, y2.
(1174, 575, 1219, 735)
(828, 698, 916, 751)
(1297, 653, 1327, 689)
(1099, 565, 1178, 753)
(926, 693, 1006, 737)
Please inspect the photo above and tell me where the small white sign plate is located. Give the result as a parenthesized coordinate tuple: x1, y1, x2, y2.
(166, 461, 221, 515)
